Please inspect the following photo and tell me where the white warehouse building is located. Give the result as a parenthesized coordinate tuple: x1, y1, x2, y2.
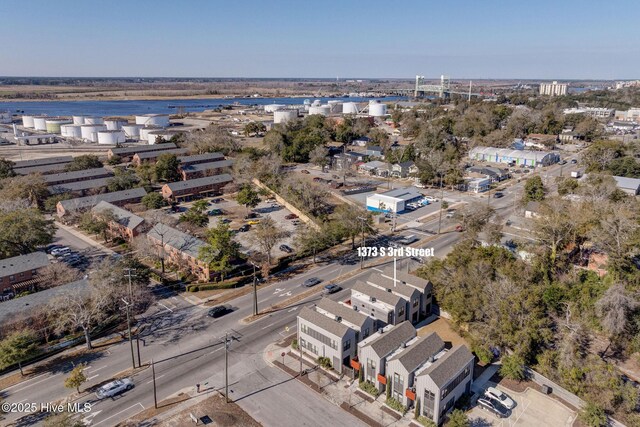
(469, 146, 560, 167)
(366, 187, 423, 213)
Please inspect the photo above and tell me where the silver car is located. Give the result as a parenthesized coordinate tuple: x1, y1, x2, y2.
(95, 378, 134, 399)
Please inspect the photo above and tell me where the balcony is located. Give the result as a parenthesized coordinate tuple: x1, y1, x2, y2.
(405, 388, 416, 401)
(377, 374, 387, 385)
(350, 359, 361, 370)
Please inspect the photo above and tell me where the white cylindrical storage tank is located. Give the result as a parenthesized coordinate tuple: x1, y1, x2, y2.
(312, 99, 321, 107)
(147, 130, 178, 145)
(135, 114, 170, 127)
(72, 115, 86, 125)
(33, 116, 48, 131)
(84, 116, 104, 125)
(264, 104, 286, 113)
(343, 102, 359, 114)
(104, 118, 127, 130)
(139, 126, 161, 143)
(122, 124, 143, 139)
(274, 110, 298, 124)
(97, 130, 126, 145)
(61, 124, 83, 139)
(81, 124, 107, 143)
(308, 105, 331, 116)
(369, 103, 388, 117)
(45, 118, 72, 134)
(22, 115, 35, 128)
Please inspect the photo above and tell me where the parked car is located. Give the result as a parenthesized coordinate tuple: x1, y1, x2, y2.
(95, 379, 134, 399)
(424, 196, 438, 202)
(493, 192, 504, 198)
(238, 225, 250, 232)
(244, 212, 258, 219)
(477, 397, 510, 418)
(302, 277, 321, 287)
(247, 219, 260, 225)
(208, 209, 223, 216)
(300, 169, 310, 174)
(211, 198, 224, 203)
(219, 218, 231, 224)
(207, 306, 230, 318)
(456, 225, 465, 232)
(46, 244, 64, 254)
(285, 214, 299, 220)
(51, 247, 70, 257)
(558, 160, 567, 165)
(485, 387, 515, 410)
(446, 212, 454, 218)
(571, 159, 578, 164)
(523, 169, 530, 173)
(292, 220, 301, 226)
(279, 244, 293, 253)
(323, 284, 341, 294)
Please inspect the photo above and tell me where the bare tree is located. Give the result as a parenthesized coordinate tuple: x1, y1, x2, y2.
(595, 284, 638, 354)
(39, 262, 82, 289)
(253, 217, 289, 265)
(532, 197, 575, 264)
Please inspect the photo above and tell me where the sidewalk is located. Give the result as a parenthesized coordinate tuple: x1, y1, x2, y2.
(267, 342, 417, 427)
(471, 362, 501, 395)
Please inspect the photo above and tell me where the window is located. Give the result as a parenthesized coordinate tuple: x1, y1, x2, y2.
(31, 269, 36, 274)
(367, 359, 376, 382)
(300, 324, 338, 350)
(423, 390, 435, 419)
(413, 299, 419, 307)
(441, 366, 471, 400)
(343, 340, 351, 351)
(363, 328, 370, 338)
(392, 372, 404, 401)
(398, 306, 405, 317)
(9, 275, 14, 282)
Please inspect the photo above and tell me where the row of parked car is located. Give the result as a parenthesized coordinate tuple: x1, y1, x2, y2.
(47, 245, 87, 268)
(477, 387, 515, 418)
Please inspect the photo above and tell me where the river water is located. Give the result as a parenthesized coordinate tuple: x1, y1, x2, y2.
(0, 96, 405, 117)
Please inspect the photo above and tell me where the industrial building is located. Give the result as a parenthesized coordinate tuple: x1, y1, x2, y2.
(366, 187, 423, 213)
(539, 81, 568, 96)
(612, 176, 640, 195)
(469, 146, 560, 167)
(563, 107, 614, 118)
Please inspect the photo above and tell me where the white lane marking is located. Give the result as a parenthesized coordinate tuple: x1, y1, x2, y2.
(145, 374, 165, 384)
(3, 372, 49, 391)
(373, 267, 383, 272)
(86, 374, 100, 381)
(86, 365, 107, 373)
(273, 288, 284, 294)
(92, 402, 144, 426)
(82, 409, 102, 425)
(207, 347, 223, 356)
(158, 302, 173, 313)
(10, 373, 62, 393)
(278, 291, 292, 297)
(287, 307, 298, 312)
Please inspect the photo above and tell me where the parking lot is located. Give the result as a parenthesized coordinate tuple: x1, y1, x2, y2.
(164, 195, 301, 259)
(468, 385, 576, 427)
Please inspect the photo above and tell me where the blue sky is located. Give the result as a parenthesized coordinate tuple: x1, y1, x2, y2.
(1, 0, 638, 79)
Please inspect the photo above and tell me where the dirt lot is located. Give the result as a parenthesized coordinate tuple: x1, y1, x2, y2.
(417, 317, 470, 348)
(468, 385, 576, 427)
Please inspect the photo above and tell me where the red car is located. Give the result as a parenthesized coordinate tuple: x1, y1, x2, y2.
(285, 214, 299, 220)
(456, 225, 465, 232)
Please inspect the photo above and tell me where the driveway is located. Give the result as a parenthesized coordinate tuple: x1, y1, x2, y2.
(468, 385, 576, 427)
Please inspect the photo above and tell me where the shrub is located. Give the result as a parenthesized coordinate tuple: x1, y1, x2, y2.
(386, 397, 406, 414)
(445, 409, 470, 427)
(417, 416, 437, 427)
(358, 380, 380, 397)
(292, 339, 299, 350)
(317, 356, 332, 369)
(473, 344, 493, 364)
(386, 377, 391, 400)
(579, 402, 607, 427)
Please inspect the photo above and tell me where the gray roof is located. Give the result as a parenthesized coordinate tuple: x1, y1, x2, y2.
(369, 279, 417, 300)
(377, 267, 432, 294)
(418, 345, 474, 387)
(58, 187, 147, 213)
(92, 201, 145, 231)
(181, 159, 234, 174)
(613, 176, 640, 191)
(178, 152, 225, 164)
(0, 252, 49, 278)
(352, 281, 404, 307)
(109, 142, 177, 156)
(164, 174, 233, 192)
(377, 187, 423, 201)
(470, 146, 557, 162)
(299, 306, 350, 338)
(388, 332, 445, 373)
(14, 162, 70, 175)
(42, 167, 112, 184)
(48, 177, 111, 194)
(147, 223, 205, 259)
(364, 321, 416, 358)
(315, 298, 370, 330)
(0, 279, 88, 325)
(12, 156, 73, 169)
(134, 148, 189, 160)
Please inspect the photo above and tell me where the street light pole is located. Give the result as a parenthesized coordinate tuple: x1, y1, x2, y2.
(151, 358, 158, 409)
(225, 332, 230, 403)
(437, 175, 444, 235)
(251, 262, 258, 316)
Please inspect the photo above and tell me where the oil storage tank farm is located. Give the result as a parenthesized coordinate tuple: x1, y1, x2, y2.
(61, 124, 83, 139)
(84, 116, 104, 125)
(73, 115, 86, 125)
(308, 105, 331, 116)
(122, 124, 143, 140)
(97, 130, 126, 145)
(264, 104, 286, 113)
(135, 114, 170, 127)
(139, 126, 162, 143)
(33, 116, 49, 131)
(343, 102, 359, 114)
(104, 118, 128, 130)
(369, 100, 388, 117)
(274, 110, 298, 124)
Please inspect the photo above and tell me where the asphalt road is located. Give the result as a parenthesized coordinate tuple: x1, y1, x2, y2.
(3, 158, 578, 426)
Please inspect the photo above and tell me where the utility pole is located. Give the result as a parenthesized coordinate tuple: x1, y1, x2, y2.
(225, 332, 230, 403)
(122, 298, 136, 370)
(299, 333, 303, 377)
(123, 268, 136, 300)
(123, 269, 138, 366)
(136, 334, 141, 367)
(251, 262, 258, 316)
(437, 175, 445, 235)
(151, 358, 158, 408)
(357, 216, 367, 269)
